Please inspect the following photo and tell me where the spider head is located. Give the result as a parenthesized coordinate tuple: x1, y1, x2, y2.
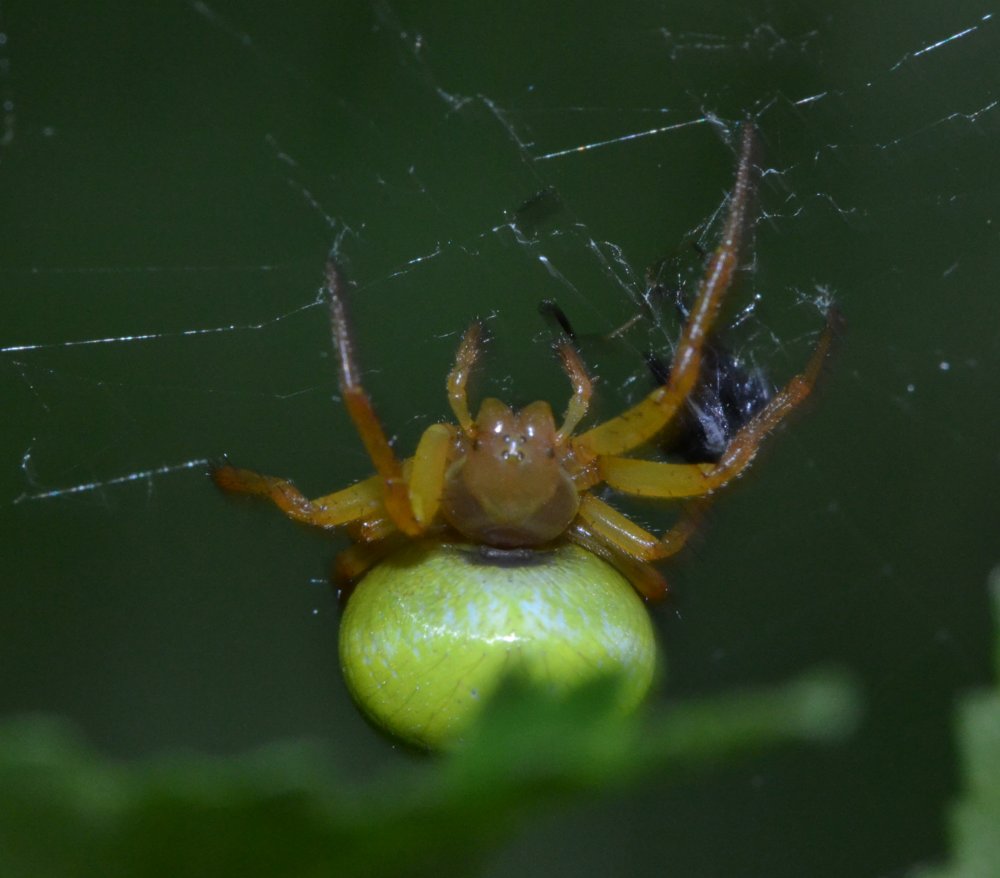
(473, 398, 557, 464)
(441, 398, 579, 548)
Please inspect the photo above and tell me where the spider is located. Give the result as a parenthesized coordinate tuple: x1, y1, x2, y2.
(213, 123, 833, 602)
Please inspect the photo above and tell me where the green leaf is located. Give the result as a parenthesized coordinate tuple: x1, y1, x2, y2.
(912, 567, 1000, 878)
(0, 670, 860, 878)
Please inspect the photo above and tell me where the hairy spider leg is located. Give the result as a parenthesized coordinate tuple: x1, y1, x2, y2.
(599, 310, 837, 499)
(573, 122, 756, 459)
(447, 322, 482, 433)
(327, 260, 422, 536)
(555, 339, 593, 441)
(212, 466, 386, 528)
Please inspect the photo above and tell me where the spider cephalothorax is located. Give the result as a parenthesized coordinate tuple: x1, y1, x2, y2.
(440, 398, 581, 548)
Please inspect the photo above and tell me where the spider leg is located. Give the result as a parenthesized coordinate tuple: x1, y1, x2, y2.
(212, 465, 385, 528)
(555, 338, 593, 441)
(337, 420, 456, 537)
(576, 494, 703, 562)
(601, 310, 837, 498)
(327, 260, 421, 535)
(599, 458, 714, 498)
(447, 322, 482, 433)
(334, 533, 409, 594)
(407, 423, 455, 527)
(567, 515, 671, 602)
(538, 302, 593, 439)
(573, 123, 756, 459)
(345, 512, 399, 543)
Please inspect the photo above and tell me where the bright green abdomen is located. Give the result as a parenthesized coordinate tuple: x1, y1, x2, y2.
(339, 542, 659, 749)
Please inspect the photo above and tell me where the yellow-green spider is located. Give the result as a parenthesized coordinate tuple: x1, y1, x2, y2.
(213, 124, 833, 747)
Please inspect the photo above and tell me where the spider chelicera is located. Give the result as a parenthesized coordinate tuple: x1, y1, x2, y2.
(213, 124, 833, 602)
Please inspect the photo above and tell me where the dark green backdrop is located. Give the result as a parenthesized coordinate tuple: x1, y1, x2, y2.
(1, 2, 998, 876)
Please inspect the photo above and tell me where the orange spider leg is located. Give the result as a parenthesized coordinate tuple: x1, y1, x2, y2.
(555, 339, 593, 442)
(327, 260, 421, 536)
(345, 512, 399, 544)
(573, 123, 756, 458)
(212, 465, 385, 528)
(342, 434, 455, 539)
(601, 310, 836, 499)
(333, 534, 409, 591)
(447, 322, 482, 433)
(699, 307, 837, 482)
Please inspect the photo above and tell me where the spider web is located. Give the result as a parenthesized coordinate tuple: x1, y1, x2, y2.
(1, 1, 998, 875)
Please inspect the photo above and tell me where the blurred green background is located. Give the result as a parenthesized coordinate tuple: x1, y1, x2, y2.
(1, 1, 998, 876)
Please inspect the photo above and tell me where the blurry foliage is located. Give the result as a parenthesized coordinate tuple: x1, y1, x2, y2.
(914, 569, 1000, 878)
(0, 670, 859, 878)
